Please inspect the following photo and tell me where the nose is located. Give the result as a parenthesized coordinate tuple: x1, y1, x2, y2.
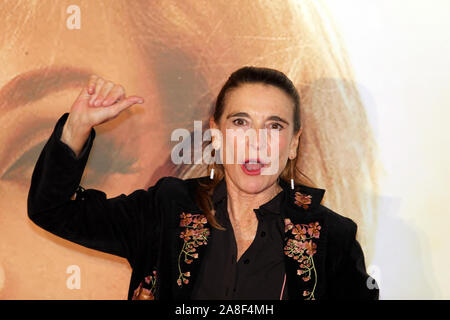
(247, 128, 268, 154)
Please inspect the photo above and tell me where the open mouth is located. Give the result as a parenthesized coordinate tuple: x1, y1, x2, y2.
(240, 158, 267, 175)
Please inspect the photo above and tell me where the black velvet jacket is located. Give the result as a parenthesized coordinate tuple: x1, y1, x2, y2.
(27, 113, 379, 300)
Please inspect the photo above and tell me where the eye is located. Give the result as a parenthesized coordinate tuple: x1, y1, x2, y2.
(1, 136, 137, 187)
(232, 118, 247, 126)
(269, 123, 284, 130)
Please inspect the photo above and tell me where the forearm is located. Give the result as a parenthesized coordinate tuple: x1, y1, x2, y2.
(60, 114, 93, 159)
(28, 113, 95, 215)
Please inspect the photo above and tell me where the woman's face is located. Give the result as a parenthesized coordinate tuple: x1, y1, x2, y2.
(211, 83, 301, 194)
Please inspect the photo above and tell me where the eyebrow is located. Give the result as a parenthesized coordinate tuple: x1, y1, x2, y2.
(226, 111, 290, 125)
(0, 66, 93, 112)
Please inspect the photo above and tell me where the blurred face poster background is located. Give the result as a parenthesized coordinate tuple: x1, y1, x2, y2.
(0, 0, 448, 299)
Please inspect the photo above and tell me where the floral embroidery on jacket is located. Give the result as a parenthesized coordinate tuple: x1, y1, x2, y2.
(177, 212, 210, 286)
(284, 218, 321, 300)
(132, 270, 157, 300)
(294, 191, 312, 209)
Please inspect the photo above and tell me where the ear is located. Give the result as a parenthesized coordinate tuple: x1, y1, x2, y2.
(289, 127, 303, 159)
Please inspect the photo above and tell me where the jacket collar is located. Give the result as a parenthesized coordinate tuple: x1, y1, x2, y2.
(279, 177, 326, 212)
(211, 177, 326, 214)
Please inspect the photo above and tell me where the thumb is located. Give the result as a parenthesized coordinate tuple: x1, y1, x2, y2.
(108, 96, 144, 117)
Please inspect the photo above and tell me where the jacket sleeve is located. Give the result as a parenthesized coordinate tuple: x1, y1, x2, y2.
(27, 112, 166, 267)
(328, 219, 380, 300)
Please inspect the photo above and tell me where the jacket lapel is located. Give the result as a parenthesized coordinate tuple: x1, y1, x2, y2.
(171, 210, 211, 300)
(279, 179, 328, 300)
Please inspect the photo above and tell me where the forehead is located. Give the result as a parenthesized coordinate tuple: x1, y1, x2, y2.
(224, 83, 294, 117)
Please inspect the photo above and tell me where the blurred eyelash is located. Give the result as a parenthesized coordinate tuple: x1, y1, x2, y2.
(1, 136, 138, 186)
(1, 140, 46, 183)
(86, 135, 138, 176)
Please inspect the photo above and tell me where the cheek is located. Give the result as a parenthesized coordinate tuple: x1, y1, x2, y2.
(268, 133, 289, 158)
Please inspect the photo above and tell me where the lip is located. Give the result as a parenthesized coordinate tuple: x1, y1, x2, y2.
(241, 158, 267, 176)
(241, 163, 262, 175)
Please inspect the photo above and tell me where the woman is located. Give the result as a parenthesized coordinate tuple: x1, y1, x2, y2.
(27, 66, 378, 300)
(1, 1, 381, 298)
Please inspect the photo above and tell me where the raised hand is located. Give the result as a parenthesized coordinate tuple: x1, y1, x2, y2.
(60, 75, 145, 157)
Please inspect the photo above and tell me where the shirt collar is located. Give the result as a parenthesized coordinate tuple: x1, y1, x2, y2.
(211, 177, 325, 215)
(211, 177, 283, 215)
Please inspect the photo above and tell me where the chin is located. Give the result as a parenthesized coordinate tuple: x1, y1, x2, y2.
(236, 173, 272, 194)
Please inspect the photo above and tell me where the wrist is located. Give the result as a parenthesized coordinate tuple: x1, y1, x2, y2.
(61, 117, 92, 157)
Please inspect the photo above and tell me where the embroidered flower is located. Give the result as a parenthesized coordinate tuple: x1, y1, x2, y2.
(180, 213, 193, 227)
(294, 191, 312, 209)
(132, 270, 157, 300)
(177, 212, 210, 287)
(308, 222, 321, 238)
(284, 218, 320, 300)
(292, 225, 308, 240)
